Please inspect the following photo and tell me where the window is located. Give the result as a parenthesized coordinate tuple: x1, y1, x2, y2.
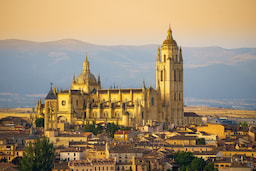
(151, 98, 154, 106)
(164, 54, 166, 62)
(174, 70, 176, 81)
(179, 70, 182, 81)
(76, 100, 78, 106)
(74, 158, 76, 160)
(62, 100, 66, 106)
(161, 70, 163, 81)
(141, 112, 144, 119)
(74, 153, 76, 156)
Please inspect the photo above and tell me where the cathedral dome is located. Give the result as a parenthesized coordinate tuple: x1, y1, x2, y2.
(162, 38, 177, 47)
(76, 72, 96, 84)
(162, 25, 177, 47)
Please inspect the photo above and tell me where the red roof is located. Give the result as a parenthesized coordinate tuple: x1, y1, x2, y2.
(114, 130, 130, 134)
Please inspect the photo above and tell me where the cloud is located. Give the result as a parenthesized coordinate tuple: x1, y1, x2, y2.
(26, 94, 47, 98)
(48, 52, 70, 66)
(0, 93, 19, 96)
(0, 99, 12, 102)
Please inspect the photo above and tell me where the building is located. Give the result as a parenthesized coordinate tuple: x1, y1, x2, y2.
(68, 158, 116, 171)
(196, 123, 233, 140)
(60, 148, 83, 161)
(0, 137, 15, 162)
(36, 26, 186, 128)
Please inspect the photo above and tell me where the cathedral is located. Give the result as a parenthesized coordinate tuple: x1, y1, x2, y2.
(36, 26, 187, 129)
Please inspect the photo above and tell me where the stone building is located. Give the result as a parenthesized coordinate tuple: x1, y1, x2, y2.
(36, 26, 186, 128)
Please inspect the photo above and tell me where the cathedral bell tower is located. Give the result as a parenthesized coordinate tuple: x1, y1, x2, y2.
(156, 26, 184, 125)
(44, 83, 58, 130)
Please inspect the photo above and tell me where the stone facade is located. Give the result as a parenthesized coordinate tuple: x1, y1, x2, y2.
(36, 26, 185, 128)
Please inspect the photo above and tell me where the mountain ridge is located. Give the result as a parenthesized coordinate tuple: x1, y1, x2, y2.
(0, 39, 255, 109)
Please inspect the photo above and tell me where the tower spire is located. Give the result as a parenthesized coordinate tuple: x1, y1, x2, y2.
(73, 73, 76, 83)
(157, 47, 160, 62)
(83, 53, 90, 73)
(167, 24, 173, 40)
(179, 46, 183, 62)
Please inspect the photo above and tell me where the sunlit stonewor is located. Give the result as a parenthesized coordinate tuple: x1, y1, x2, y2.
(36, 26, 201, 130)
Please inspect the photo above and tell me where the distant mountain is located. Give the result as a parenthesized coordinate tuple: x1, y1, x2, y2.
(0, 39, 255, 109)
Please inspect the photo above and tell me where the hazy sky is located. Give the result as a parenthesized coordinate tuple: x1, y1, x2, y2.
(1, 0, 256, 48)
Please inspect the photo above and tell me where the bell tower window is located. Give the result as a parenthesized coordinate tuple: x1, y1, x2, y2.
(174, 70, 176, 81)
(161, 70, 163, 82)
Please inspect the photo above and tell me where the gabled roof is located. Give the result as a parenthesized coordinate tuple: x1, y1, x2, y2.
(45, 86, 57, 100)
(184, 112, 201, 117)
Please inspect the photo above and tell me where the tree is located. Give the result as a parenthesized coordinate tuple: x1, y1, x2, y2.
(190, 158, 206, 171)
(204, 162, 217, 171)
(35, 118, 44, 128)
(175, 151, 194, 167)
(120, 126, 131, 131)
(20, 137, 55, 171)
(106, 122, 120, 138)
(196, 138, 206, 145)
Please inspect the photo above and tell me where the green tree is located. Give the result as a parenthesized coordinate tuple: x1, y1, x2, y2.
(190, 158, 206, 171)
(175, 151, 194, 167)
(120, 126, 131, 131)
(204, 162, 217, 171)
(106, 122, 119, 138)
(196, 138, 206, 145)
(35, 118, 44, 128)
(20, 137, 55, 171)
(242, 121, 248, 127)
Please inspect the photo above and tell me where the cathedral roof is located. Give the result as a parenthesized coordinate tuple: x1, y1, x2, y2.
(76, 55, 97, 84)
(77, 72, 97, 84)
(162, 25, 177, 47)
(45, 84, 57, 100)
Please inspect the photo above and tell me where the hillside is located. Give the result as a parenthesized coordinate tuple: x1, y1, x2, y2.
(0, 39, 256, 109)
(184, 106, 256, 118)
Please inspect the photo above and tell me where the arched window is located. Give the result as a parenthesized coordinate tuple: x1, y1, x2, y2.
(151, 98, 154, 106)
(141, 112, 144, 119)
(164, 54, 166, 62)
(179, 71, 182, 81)
(161, 70, 163, 81)
(174, 70, 176, 81)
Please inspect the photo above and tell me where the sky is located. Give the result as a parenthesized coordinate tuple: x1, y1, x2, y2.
(1, 0, 256, 48)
